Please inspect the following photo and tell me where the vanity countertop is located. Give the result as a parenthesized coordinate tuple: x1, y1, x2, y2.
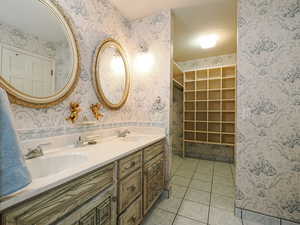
(0, 133, 165, 211)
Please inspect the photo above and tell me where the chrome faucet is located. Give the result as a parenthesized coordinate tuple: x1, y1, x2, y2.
(24, 143, 51, 160)
(77, 135, 99, 146)
(118, 129, 130, 138)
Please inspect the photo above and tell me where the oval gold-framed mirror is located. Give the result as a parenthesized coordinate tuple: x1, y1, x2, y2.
(93, 39, 130, 109)
(0, 0, 80, 108)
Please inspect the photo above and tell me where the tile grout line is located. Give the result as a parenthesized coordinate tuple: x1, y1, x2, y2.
(171, 159, 196, 225)
(207, 162, 215, 225)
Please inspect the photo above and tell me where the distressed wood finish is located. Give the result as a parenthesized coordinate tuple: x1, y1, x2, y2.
(118, 169, 142, 213)
(118, 152, 142, 179)
(143, 141, 164, 163)
(118, 197, 142, 225)
(1, 163, 114, 225)
(143, 153, 164, 214)
(56, 186, 116, 225)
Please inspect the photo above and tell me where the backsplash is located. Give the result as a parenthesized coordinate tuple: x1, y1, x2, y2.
(176, 53, 236, 72)
(236, 0, 300, 222)
(8, 0, 171, 141)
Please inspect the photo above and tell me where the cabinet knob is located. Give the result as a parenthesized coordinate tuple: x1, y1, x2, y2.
(111, 196, 117, 202)
(125, 161, 136, 169)
(127, 185, 136, 192)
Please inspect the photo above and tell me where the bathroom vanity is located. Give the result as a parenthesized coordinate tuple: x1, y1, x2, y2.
(0, 133, 166, 225)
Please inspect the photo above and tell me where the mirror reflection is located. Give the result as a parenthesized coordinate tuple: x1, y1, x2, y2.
(98, 46, 126, 105)
(0, 0, 73, 97)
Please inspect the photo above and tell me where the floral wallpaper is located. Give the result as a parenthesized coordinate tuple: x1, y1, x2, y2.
(6, 0, 171, 138)
(236, 0, 300, 223)
(176, 53, 236, 72)
(1, 0, 172, 189)
(172, 85, 183, 156)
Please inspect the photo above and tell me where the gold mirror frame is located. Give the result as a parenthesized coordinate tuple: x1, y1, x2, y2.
(93, 39, 130, 110)
(0, 0, 80, 108)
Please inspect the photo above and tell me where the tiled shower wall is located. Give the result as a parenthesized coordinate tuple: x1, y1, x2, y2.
(236, 0, 300, 223)
(172, 85, 183, 156)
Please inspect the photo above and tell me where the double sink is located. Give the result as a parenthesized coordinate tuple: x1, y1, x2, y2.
(25, 134, 151, 180)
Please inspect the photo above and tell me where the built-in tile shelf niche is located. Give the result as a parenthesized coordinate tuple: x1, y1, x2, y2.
(183, 65, 236, 147)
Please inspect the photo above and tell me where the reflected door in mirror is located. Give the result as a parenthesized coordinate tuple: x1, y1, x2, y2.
(0, 0, 79, 107)
(1, 46, 54, 97)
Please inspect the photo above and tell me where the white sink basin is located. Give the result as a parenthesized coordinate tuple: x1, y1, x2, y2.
(26, 153, 88, 179)
(119, 135, 149, 142)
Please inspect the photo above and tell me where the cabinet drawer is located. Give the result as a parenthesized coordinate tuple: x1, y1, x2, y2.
(2, 163, 115, 225)
(143, 153, 164, 214)
(119, 151, 142, 179)
(118, 169, 142, 213)
(118, 197, 142, 225)
(143, 140, 165, 163)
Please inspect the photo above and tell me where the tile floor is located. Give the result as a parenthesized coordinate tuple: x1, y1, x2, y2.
(142, 155, 241, 225)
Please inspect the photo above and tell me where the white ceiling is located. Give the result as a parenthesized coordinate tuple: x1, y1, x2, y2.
(110, 0, 237, 62)
(110, 0, 208, 20)
(173, 1, 237, 61)
(0, 0, 67, 43)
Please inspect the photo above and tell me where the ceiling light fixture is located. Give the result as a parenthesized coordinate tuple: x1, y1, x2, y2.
(198, 34, 218, 49)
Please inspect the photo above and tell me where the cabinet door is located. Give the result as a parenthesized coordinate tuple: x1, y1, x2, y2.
(79, 209, 97, 225)
(143, 153, 164, 214)
(96, 197, 112, 225)
(119, 169, 142, 213)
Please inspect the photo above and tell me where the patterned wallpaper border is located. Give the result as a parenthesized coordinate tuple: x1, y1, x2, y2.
(17, 121, 165, 141)
(176, 53, 236, 72)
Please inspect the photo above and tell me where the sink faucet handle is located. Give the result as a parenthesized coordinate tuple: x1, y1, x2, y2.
(37, 142, 52, 147)
(37, 142, 51, 150)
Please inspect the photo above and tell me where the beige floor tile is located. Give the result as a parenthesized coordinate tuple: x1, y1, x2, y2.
(214, 167, 233, 178)
(190, 179, 212, 192)
(213, 175, 234, 186)
(175, 169, 195, 178)
(185, 188, 210, 205)
(178, 200, 209, 223)
(157, 196, 182, 213)
(214, 162, 232, 170)
(171, 184, 188, 199)
(196, 166, 213, 174)
(212, 183, 235, 198)
(209, 207, 243, 225)
(173, 215, 206, 225)
(210, 194, 234, 211)
(193, 171, 213, 182)
(180, 164, 198, 171)
(171, 176, 191, 187)
(142, 208, 176, 225)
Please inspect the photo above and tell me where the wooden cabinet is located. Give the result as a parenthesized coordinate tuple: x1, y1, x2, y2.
(0, 139, 166, 225)
(118, 169, 142, 212)
(79, 209, 97, 225)
(1, 163, 115, 225)
(144, 141, 164, 163)
(117, 139, 165, 224)
(143, 153, 164, 214)
(119, 152, 142, 179)
(118, 197, 142, 225)
(56, 186, 116, 225)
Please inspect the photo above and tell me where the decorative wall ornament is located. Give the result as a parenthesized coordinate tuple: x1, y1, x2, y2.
(66, 102, 81, 123)
(151, 96, 166, 113)
(90, 103, 103, 120)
